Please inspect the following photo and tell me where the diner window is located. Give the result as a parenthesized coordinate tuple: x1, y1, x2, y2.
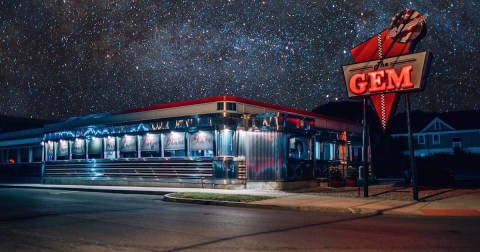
(163, 132, 186, 157)
(46, 141, 55, 161)
(226, 102, 237, 111)
(347, 144, 362, 162)
(72, 139, 86, 159)
(315, 142, 321, 160)
(189, 131, 214, 157)
(289, 137, 310, 160)
(88, 138, 104, 159)
(105, 136, 117, 159)
(119, 135, 137, 158)
(323, 142, 336, 161)
(7, 149, 17, 163)
(217, 102, 236, 111)
(140, 134, 160, 157)
(56, 140, 69, 160)
(355, 146, 363, 161)
(432, 134, 440, 145)
(20, 147, 30, 163)
(32, 146, 43, 162)
(218, 130, 234, 156)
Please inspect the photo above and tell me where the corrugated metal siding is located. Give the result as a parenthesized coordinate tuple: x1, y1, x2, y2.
(43, 158, 214, 182)
(239, 131, 287, 181)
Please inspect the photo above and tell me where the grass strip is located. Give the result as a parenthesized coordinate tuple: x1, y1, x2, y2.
(169, 192, 273, 202)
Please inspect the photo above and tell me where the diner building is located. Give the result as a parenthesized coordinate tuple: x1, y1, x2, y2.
(0, 96, 364, 189)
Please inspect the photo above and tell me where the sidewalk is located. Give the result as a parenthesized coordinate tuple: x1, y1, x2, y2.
(1, 183, 480, 217)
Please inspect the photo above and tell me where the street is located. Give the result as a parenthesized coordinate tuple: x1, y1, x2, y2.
(1, 188, 479, 251)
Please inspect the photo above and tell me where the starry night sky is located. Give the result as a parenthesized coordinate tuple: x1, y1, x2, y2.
(0, 0, 478, 120)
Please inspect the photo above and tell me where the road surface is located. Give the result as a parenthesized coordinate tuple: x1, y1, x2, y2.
(1, 188, 479, 251)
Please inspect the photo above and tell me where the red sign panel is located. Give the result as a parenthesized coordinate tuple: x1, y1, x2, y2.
(342, 9, 429, 131)
(342, 51, 431, 98)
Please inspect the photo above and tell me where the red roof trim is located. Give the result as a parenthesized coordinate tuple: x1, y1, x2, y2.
(121, 96, 358, 125)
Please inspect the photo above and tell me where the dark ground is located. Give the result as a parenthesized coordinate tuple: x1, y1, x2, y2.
(288, 178, 480, 202)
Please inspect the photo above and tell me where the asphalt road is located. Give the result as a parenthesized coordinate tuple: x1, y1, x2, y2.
(1, 188, 479, 251)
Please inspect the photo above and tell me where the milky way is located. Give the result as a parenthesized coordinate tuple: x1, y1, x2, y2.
(0, 0, 478, 120)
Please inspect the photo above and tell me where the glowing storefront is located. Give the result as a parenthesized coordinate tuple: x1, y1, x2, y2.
(0, 96, 363, 189)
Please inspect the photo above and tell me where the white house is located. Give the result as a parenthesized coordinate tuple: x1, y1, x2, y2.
(391, 110, 480, 157)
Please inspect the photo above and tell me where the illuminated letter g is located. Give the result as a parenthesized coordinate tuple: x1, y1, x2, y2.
(349, 73, 367, 95)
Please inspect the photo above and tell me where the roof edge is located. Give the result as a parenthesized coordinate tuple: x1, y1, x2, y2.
(122, 96, 360, 126)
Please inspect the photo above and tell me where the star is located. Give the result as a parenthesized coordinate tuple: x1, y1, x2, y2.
(0, 1, 478, 120)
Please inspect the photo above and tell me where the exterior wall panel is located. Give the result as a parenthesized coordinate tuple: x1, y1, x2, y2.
(239, 131, 287, 181)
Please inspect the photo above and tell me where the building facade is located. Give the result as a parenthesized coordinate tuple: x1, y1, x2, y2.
(391, 111, 480, 157)
(0, 96, 363, 189)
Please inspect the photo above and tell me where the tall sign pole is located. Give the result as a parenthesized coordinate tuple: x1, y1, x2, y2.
(342, 10, 431, 200)
(362, 98, 369, 197)
(405, 94, 419, 200)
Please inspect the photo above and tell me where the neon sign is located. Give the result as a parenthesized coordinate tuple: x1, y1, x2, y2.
(342, 51, 430, 98)
(387, 10, 426, 43)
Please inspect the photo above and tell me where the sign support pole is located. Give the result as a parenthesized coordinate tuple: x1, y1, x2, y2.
(405, 93, 419, 200)
(362, 98, 369, 197)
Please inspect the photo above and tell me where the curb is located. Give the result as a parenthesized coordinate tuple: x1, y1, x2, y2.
(0, 184, 171, 196)
(163, 193, 380, 215)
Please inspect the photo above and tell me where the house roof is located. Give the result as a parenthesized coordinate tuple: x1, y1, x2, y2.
(389, 110, 480, 134)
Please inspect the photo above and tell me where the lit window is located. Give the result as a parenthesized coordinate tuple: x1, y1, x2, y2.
(72, 139, 86, 159)
(88, 137, 104, 159)
(189, 131, 214, 157)
(163, 132, 186, 157)
(315, 142, 321, 160)
(289, 137, 311, 160)
(140, 134, 160, 157)
(46, 141, 55, 161)
(119, 135, 137, 158)
(56, 140, 69, 160)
